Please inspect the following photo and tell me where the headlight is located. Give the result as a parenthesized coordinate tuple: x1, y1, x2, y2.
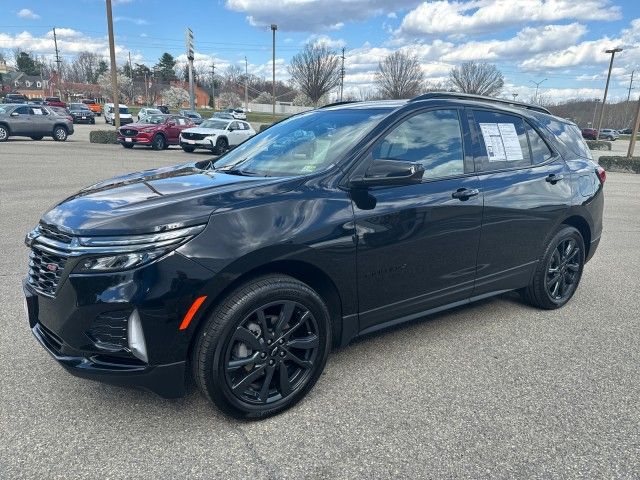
(71, 224, 205, 273)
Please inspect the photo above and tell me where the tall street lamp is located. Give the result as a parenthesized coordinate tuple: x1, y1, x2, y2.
(596, 47, 623, 139)
(270, 24, 277, 121)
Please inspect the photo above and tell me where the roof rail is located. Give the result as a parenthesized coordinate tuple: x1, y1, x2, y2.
(409, 92, 551, 114)
(319, 100, 361, 109)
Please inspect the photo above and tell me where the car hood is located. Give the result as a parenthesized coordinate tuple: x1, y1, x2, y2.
(181, 127, 226, 135)
(40, 161, 299, 236)
(119, 122, 157, 130)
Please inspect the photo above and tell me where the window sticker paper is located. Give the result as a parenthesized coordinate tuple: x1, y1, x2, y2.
(479, 123, 524, 162)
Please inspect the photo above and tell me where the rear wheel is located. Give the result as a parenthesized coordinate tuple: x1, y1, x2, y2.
(214, 137, 228, 154)
(0, 125, 9, 142)
(151, 134, 166, 150)
(192, 274, 331, 419)
(521, 226, 585, 309)
(52, 126, 68, 142)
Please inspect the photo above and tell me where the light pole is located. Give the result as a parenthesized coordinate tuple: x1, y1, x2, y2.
(271, 24, 277, 121)
(530, 79, 547, 104)
(105, 0, 120, 128)
(596, 47, 623, 139)
(244, 56, 249, 112)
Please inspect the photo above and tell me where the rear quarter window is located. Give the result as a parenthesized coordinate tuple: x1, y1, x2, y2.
(536, 116, 591, 159)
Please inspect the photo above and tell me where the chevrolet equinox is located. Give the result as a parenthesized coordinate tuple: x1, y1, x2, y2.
(24, 93, 604, 418)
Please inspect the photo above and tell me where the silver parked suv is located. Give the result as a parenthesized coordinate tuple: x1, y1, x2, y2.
(0, 104, 74, 142)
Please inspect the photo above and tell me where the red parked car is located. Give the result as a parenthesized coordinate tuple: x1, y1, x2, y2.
(44, 96, 67, 108)
(117, 114, 194, 150)
(581, 128, 598, 140)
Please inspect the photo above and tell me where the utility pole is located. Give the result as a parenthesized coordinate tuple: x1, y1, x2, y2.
(52, 27, 62, 98)
(128, 51, 133, 104)
(596, 47, 623, 139)
(529, 78, 547, 104)
(271, 24, 277, 121)
(186, 28, 195, 110)
(627, 95, 640, 158)
(144, 72, 149, 106)
(210, 62, 215, 111)
(105, 0, 120, 128)
(339, 47, 345, 101)
(627, 70, 635, 102)
(244, 56, 249, 112)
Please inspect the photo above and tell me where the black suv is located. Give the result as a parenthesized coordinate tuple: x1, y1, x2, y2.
(24, 93, 604, 418)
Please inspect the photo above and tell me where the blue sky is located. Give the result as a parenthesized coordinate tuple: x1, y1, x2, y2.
(2, 0, 640, 102)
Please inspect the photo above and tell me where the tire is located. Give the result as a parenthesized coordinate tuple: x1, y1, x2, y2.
(105, 117, 108, 124)
(30, 136, 43, 141)
(0, 124, 8, 142)
(122, 143, 134, 149)
(214, 137, 228, 154)
(521, 226, 585, 310)
(90, 118, 95, 124)
(182, 146, 195, 153)
(52, 126, 68, 142)
(192, 274, 331, 419)
(151, 134, 166, 150)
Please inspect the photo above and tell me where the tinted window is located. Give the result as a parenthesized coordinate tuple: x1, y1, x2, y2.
(14, 106, 30, 115)
(473, 110, 531, 171)
(536, 117, 591, 159)
(526, 124, 553, 164)
(373, 109, 465, 180)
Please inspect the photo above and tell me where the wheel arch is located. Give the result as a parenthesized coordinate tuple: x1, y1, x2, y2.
(561, 215, 592, 259)
(187, 259, 345, 364)
(53, 122, 68, 133)
(0, 121, 10, 135)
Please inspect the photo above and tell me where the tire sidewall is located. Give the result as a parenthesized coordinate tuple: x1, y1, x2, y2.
(152, 134, 165, 150)
(0, 125, 8, 141)
(53, 126, 67, 141)
(198, 278, 331, 418)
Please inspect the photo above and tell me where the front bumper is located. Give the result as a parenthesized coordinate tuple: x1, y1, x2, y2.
(72, 116, 94, 124)
(118, 134, 152, 145)
(180, 137, 215, 150)
(23, 250, 215, 398)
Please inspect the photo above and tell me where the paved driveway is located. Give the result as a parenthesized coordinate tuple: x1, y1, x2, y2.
(0, 136, 638, 479)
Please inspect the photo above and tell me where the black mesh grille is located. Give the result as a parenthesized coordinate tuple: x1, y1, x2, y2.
(28, 247, 67, 296)
(39, 225, 72, 244)
(182, 132, 207, 140)
(86, 311, 130, 352)
(120, 128, 138, 136)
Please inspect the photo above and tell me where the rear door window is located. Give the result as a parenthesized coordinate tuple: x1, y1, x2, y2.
(472, 110, 531, 171)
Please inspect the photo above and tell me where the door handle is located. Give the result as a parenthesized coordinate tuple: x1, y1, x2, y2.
(451, 188, 480, 200)
(545, 173, 564, 184)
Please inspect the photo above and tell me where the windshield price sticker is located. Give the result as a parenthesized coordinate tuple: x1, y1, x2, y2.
(479, 123, 523, 162)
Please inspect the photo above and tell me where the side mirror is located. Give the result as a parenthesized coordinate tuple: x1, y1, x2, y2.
(350, 159, 424, 188)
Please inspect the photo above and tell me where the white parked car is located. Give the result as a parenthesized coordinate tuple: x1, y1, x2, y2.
(104, 103, 134, 125)
(223, 108, 247, 120)
(137, 107, 162, 122)
(179, 118, 255, 153)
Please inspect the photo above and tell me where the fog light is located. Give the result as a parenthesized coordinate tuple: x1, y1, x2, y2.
(127, 310, 148, 363)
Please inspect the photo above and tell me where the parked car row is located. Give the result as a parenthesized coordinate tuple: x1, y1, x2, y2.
(581, 128, 620, 140)
(0, 103, 74, 142)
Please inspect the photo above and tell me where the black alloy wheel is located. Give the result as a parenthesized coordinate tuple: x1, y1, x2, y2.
(224, 301, 320, 406)
(521, 226, 585, 309)
(545, 238, 581, 302)
(151, 134, 166, 150)
(215, 137, 228, 154)
(192, 274, 331, 419)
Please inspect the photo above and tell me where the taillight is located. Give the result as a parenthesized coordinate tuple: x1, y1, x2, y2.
(596, 166, 606, 184)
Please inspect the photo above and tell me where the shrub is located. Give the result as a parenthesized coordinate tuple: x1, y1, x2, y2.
(586, 140, 611, 151)
(89, 130, 118, 144)
(598, 156, 640, 174)
(259, 124, 272, 133)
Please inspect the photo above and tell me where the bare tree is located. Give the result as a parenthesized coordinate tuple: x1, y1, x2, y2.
(375, 51, 424, 99)
(449, 61, 504, 97)
(288, 43, 341, 107)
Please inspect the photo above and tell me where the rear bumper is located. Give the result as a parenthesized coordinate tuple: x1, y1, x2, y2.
(586, 235, 601, 263)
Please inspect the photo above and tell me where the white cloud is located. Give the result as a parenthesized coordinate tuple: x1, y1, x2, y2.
(305, 35, 346, 49)
(17, 8, 40, 19)
(398, 0, 621, 37)
(226, 0, 421, 31)
(114, 16, 149, 25)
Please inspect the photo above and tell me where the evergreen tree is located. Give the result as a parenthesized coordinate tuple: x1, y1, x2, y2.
(154, 53, 177, 82)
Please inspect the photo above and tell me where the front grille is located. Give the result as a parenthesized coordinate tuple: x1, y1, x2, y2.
(120, 128, 138, 136)
(39, 225, 72, 244)
(28, 247, 67, 296)
(182, 132, 207, 140)
(86, 311, 130, 352)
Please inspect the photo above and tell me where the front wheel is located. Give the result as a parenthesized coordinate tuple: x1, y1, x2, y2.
(122, 143, 134, 149)
(214, 137, 228, 154)
(151, 134, 166, 150)
(0, 125, 9, 142)
(182, 146, 195, 153)
(192, 274, 331, 419)
(52, 126, 68, 142)
(521, 226, 585, 309)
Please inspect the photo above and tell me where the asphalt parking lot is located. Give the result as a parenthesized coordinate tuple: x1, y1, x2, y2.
(0, 127, 638, 479)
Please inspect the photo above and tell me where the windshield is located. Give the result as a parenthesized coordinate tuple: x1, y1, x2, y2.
(143, 109, 162, 115)
(141, 114, 168, 124)
(182, 111, 200, 118)
(200, 119, 229, 129)
(213, 108, 390, 177)
(0, 106, 8, 114)
(70, 103, 90, 111)
(118, 107, 129, 114)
